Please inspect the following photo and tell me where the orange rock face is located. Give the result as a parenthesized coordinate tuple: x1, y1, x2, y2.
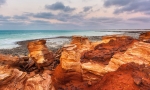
(53, 36, 92, 89)
(52, 44, 83, 89)
(27, 40, 54, 69)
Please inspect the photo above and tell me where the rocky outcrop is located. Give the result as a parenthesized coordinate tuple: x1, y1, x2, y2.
(27, 39, 54, 69)
(0, 54, 54, 90)
(89, 63, 150, 90)
(81, 36, 135, 63)
(52, 44, 83, 89)
(53, 36, 93, 89)
(82, 41, 150, 81)
(139, 32, 150, 42)
(81, 36, 136, 82)
(1, 34, 150, 90)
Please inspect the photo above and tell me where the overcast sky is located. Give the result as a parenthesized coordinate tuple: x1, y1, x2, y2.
(0, 0, 150, 30)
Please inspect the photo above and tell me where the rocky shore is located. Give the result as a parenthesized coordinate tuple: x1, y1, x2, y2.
(0, 31, 150, 90)
(0, 36, 102, 56)
(0, 31, 140, 56)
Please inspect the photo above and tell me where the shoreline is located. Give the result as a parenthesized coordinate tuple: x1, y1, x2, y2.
(0, 32, 141, 56)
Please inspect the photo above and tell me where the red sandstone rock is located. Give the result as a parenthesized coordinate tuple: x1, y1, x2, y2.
(52, 44, 83, 88)
(82, 36, 135, 63)
(27, 39, 54, 69)
(52, 36, 92, 89)
(89, 63, 150, 90)
(0, 54, 54, 90)
(81, 36, 136, 82)
(82, 41, 150, 81)
(1, 35, 150, 90)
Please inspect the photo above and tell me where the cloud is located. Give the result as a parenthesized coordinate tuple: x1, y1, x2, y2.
(56, 12, 84, 22)
(30, 20, 51, 25)
(83, 6, 92, 12)
(0, 15, 10, 21)
(45, 2, 75, 12)
(104, 0, 134, 7)
(129, 17, 150, 22)
(13, 15, 28, 20)
(30, 11, 84, 23)
(90, 17, 122, 23)
(0, 0, 6, 5)
(104, 0, 150, 14)
(114, 0, 150, 14)
(33, 12, 54, 19)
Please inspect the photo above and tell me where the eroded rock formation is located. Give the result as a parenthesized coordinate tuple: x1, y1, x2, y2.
(28, 39, 54, 69)
(53, 44, 82, 85)
(0, 54, 54, 90)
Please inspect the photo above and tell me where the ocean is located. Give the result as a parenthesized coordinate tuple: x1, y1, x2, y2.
(0, 30, 122, 49)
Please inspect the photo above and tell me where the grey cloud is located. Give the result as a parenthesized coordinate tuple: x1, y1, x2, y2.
(56, 13, 84, 22)
(0, 0, 5, 5)
(30, 20, 51, 25)
(13, 15, 28, 20)
(114, 0, 150, 14)
(33, 12, 54, 19)
(90, 17, 122, 23)
(45, 2, 75, 12)
(0, 15, 10, 21)
(104, 0, 134, 7)
(31, 11, 84, 22)
(83, 6, 92, 12)
(104, 0, 150, 14)
(145, 11, 150, 15)
(129, 17, 150, 22)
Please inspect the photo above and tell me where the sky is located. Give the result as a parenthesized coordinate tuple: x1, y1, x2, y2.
(0, 0, 150, 30)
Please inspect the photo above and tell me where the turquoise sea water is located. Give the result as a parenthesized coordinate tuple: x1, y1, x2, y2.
(0, 30, 122, 49)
